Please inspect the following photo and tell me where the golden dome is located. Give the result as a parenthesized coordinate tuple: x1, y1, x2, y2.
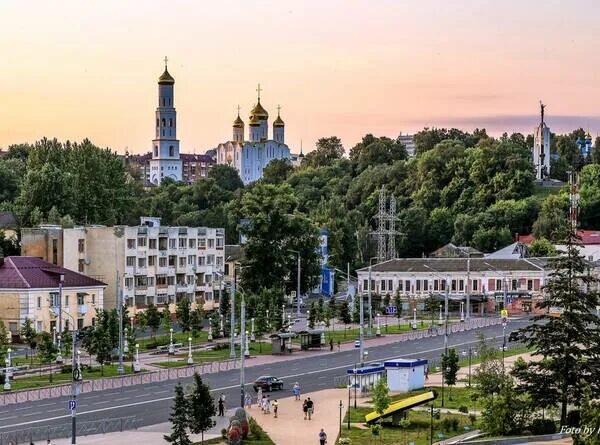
(158, 69, 174, 85)
(249, 114, 261, 126)
(233, 115, 244, 128)
(273, 114, 284, 127)
(250, 99, 269, 120)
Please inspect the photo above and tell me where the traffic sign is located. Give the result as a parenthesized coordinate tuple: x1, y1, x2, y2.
(385, 305, 397, 315)
(68, 399, 77, 411)
(500, 309, 508, 318)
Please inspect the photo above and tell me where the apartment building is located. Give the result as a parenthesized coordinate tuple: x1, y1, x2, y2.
(21, 217, 225, 313)
(356, 257, 552, 315)
(0, 256, 105, 335)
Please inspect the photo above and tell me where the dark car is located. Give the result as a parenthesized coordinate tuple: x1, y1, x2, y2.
(508, 331, 519, 342)
(253, 375, 284, 392)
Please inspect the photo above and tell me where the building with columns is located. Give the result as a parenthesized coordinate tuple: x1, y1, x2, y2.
(216, 86, 292, 184)
(149, 58, 182, 185)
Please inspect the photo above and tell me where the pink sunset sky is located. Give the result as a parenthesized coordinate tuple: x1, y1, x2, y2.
(1, 0, 599, 154)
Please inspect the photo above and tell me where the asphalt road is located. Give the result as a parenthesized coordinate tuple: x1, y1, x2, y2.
(0, 318, 531, 434)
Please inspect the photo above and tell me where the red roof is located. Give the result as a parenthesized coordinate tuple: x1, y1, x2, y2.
(0, 257, 106, 289)
(518, 230, 600, 245)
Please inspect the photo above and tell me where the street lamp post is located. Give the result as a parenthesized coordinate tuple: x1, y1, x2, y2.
(376, 314, 381, 337)
(208, 317, 213, 342)
(339, 400, 343, 433)
(3, 348, 11, 391)
(219, 314, 224, 338)
(57, 274, 64, 364)
(117, 273, 125, 375)
(168, 328, 174, 355)
(468, 347, 472, 387)
(244, 330, 250, 357)
(412, 308, 417, 330)
(134, 344, 140, 373)
(187, 337, 193, 365)
(251, 318, 255, 341)
(367, 257, 378, 337)
(57, 334, 63, 364)
(460, 301, 465, 323)
(230, 269, 236, 359)
(266, 309, 270, 331)
(358, 292, 365, 366)
(347, 382, 351, 430)
(502, 322, 507, 371)
(438, 304, 443, 325)
(240, 291, 246, 408)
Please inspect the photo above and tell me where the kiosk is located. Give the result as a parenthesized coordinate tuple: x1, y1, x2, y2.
(346, 364, 385, 394)
(384, 358, 427, 392)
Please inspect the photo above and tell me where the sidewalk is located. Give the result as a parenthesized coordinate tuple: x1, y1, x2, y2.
(251, 388, 348, 445)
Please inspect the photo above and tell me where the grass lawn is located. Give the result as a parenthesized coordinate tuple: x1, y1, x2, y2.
(150, 341, 272, 368)
(6, 364, 145, 391)
(137, 331, 210, 351)
(364, 387, 481, 413)
(429, 345, 534, 375)
(324, 320, 447, 345)
(12, 355, 43, 367)
(339, 409, 476, 445)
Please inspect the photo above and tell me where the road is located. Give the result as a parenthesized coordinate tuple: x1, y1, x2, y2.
(0, 318, 530, 434)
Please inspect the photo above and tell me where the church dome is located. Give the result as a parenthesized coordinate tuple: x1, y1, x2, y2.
(158, 68, 175, 85)
(249, 114, 261, 126)
(233, 115, 244, 128)
(250, 99, 269, 120)
(273, 114, 284, 127)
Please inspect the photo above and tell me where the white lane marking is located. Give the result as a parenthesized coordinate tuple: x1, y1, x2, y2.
(0, 334, 505, 430)
(39, 403, 55, 407)
(15, 406, 31, 411)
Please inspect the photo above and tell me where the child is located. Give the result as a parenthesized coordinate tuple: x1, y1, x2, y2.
(272, 399, 279, 418)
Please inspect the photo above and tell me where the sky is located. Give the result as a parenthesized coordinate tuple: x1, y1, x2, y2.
(1, 0, 600, 154)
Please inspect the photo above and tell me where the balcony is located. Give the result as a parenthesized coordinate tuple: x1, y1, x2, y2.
(78, 304, 88, 315)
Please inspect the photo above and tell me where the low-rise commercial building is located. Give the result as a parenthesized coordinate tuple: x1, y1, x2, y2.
(0, 256, 105, 335)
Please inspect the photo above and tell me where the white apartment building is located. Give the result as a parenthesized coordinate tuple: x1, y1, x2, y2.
(21, 217, 225, 313)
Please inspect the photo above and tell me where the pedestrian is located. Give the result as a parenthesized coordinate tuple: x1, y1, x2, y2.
(293, 382, 301, 400)
(265, 395, 271, 414)
(245, 393, 252, 409)
(272, 399, 279, 418)
(257, 386, 263, 402)
(329, 338, 334, 351)
(218, 397, 225, 416)
(306, 397, 314, 420)
(337, 340, 341, 351)
(425, 366, 429, 380)
(303, 398, 308, 420)
(319, 428, 328, 445)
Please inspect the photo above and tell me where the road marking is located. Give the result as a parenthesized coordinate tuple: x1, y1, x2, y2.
(22, 412, 41, 417)
(15, 406, 31, 411)
(114, 397, 128, 402)
(0, 332, 508, 430)
(95, 400, 112, 404)
(39, 403, 55, 407)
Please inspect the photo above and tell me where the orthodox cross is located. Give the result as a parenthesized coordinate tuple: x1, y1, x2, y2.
(256, 83, 262, 100)
(277, 104, 281, 116)
(237, 104, 241, 116)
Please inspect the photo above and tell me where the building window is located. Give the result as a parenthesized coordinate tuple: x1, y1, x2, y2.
(198, 238, 206, 249)
(52, 239, 58, 265)
(126, 256, 136, 267)
(127, 239, 136, 249)
(154, 146, 158, 157)
(91, 294, 95, 304)
(512, 279, 518, 291)
(78, 239, 85, 253)
(78, 259, 85, 273)
(179, 238, 186, 248)
(49, 292, 58, 307)
(216, 237, 224, 249)
(138, 257, 146, 268)
(125, 277, 134, 288)
(381, 280, 386, 291)
(169, 118, 173, 127)
(472, 280, 478, 291)
(416, 280, 421, 292)
(77, 318, 84, 330)
(77, 293, 85, 305)
(138, 237, 147, 247)
(216, 256, 223, 267)
(208, 239, 215, 249)
(459, 280, 464, 291)
(189, 238, 196, 249)
(37, 297, 41, 308)
(433, 280, 439, 291)
(159, 257, 167, 267)
(451, 280, 457, 291)
(169, 146, 174, 157)
(162, 118, 166, 127)
(188, 255, 196, 266)
(148, 276, 155, 286)
(169, 239, 176, 249)
(527, 279, 533, 291)
(148, 256, 156, 266)
(179, 257, 186, 267)
(65, 295, 69, 306)
(440, 280, 446, 291)
(423, 279, 429, 291)
(168, 255, 176, 266)
(405, 280, 410, 293)
(149, 239, 157, 249)
(398, 281, 403, 291)
(496, 279, 503, 291)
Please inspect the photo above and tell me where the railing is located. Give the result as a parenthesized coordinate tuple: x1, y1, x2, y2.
(0, 416, 137, 445)
(0, 359, 239, 407)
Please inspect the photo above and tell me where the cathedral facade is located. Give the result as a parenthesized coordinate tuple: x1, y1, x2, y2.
(216, 87, 291, 184)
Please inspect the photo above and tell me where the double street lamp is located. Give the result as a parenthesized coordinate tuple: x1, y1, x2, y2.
(3, 348, 12, 391)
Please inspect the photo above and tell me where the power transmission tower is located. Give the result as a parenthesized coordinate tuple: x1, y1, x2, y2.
(376, 187, 387, 262)
(387, 195, 397, 260)
(370, 187, 401, 262)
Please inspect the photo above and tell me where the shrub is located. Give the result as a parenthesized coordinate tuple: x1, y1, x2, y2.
(469, 414, 477, 425)
(566, 410, 581, 428)
(441, 418, 452, 432)
(339, 438, 352, 445)
(60, 365, 73, 374)
(458, 405, 469, 413)
(221, 428, 227, 439)
(529, 418, 557, 435)
(248, 417, 263, 440)
(370, 424, 381, 436)
(450, 417, 460, 431)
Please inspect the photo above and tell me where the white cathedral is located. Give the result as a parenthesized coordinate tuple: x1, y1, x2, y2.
(216, 86, 292, 184)
(149, 58, 182, 185)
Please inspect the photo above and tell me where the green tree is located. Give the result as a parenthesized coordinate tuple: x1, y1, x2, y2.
(20, 318, 37, 360)
(308, 300, 316, 329)
(61, 326, 72, 358)
(441, 348, 460, 400)
(207, 164, 243, 192)
(528, 237, 556, 257)
(188, 373, 216, 444)
(532, 194, 569, 241)
(262, 158, 293, 184)
(512, 230, 600, 425)
(372, 375, 391, 415)
(339, 300, 352, 325)
(190, 307, 204, 338)
(145, 303, 161, 339)
(480, 379, 531, 436)
(176, 299, 191, 333)
(162, 307, 173, 335)
(301, 136, 344, 168)
(254, 302, 268, 352)
(574, 386, 600, 445)
(164, 383, 192, 445)
(36, 332, 56, 381)
(317, 298, 325, 322)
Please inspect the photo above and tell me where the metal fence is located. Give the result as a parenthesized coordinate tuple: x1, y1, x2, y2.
(0, 416, 137, 445)
(0, 358, 239, 407)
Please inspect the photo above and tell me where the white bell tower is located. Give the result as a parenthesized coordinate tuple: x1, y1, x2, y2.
(149, 57, 182, 185)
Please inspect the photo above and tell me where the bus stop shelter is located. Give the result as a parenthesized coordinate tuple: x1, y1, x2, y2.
(298, 329, 325, 351)
(269, 332, 296, 354)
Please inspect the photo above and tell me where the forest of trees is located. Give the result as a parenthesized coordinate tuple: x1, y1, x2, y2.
(1, 127, 599, 281)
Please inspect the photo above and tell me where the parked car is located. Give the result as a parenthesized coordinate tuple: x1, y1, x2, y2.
(253, 375, 284, 392)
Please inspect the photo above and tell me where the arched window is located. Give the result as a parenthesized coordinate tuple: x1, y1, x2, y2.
(154, 146, 158, 157)
(169, 118, 173, 127)
(169, 146, 174, 157)
(162, 118, 166, 127)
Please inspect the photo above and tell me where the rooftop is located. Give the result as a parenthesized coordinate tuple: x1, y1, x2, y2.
(357, 257, 549, 274)
(0, 256, 106, 289)
(518, 230, 600, 245)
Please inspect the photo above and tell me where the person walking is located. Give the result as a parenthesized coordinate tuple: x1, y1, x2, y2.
(329, 339, 334, 351)
(265, 395, 271, 414)
(245, 393, 252, 409)
(306, 397, 314, 420)
(272, 399, 279, 418)
(337, 340, 341, 351)
(293, 382, 301, 400)
(319, 428, 328, 445)
(218, 396, 225, 416)
(302, 398, 309, 420)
